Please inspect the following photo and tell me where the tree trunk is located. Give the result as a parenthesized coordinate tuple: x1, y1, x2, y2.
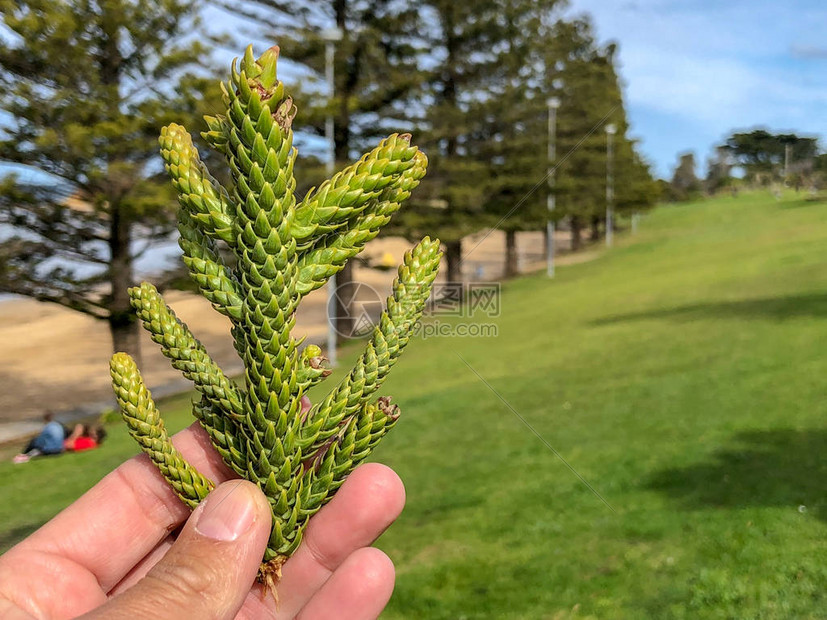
(444, 240, 462, 284)
(109, 205, 140, 361)
(334, 260, 356, 339)
(590, 216, 601, 242)
(504, 229, 518, 278)
(110, 313, 141, 359)
(571, 216, 582, 251)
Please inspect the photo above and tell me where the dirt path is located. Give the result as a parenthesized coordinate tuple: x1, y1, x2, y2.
(0, 230, 595, 424)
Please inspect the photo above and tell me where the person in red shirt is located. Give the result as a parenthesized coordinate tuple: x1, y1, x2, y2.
(63, 424, 107, 452)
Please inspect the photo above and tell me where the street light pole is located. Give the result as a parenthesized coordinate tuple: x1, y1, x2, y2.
(605, 123, 616, 248)
(784, 142, 792, 182)
(546, 97, 560, 278)
(322, 27, 343, 367)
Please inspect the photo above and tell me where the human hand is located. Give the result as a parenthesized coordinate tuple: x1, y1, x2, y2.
(0, 422, 406, 619)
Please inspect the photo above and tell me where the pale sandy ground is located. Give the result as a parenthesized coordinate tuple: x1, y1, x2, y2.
(0, 229, 598, 430)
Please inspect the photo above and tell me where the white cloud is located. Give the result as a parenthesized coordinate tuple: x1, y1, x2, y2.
(622, 46, 827, 125)
(568, 0, 827, 170)
(621, 50, 760, 122)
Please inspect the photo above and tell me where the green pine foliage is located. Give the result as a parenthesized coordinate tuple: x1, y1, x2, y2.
(224, 0, 424, 156)
(475, 0, 564, 233)
(221, 0, 428, 335)
(0, 0, 222, 358)
(383, 0, 517, 283)
(549, 17, 657, 246)
(109, 45, 440, 588)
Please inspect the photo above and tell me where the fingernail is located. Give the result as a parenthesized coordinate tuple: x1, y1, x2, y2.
(195, 481, 256, 541)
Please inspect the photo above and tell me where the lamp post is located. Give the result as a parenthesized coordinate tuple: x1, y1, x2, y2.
(784, 142, 792, 182)
(322, 26, 343, 367)
(605, 123, 616, 248)
(546, 96, 560, 278)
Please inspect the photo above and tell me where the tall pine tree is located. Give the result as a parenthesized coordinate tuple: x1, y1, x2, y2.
(0, 0, 217, 359)
(551, 18, 654, 248)
(387, 0, 504, 284)
(473, 0, 564, 277)
(475, 10, 656, 270)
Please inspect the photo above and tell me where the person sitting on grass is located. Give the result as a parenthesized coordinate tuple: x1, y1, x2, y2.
(13, 419, 107, 464)
(12, 412, 65, 463)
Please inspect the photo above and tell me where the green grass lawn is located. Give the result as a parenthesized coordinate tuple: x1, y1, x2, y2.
(3, 190, 827, 618)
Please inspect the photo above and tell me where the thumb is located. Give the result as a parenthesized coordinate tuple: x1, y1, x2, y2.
(87, 480, 272, 620)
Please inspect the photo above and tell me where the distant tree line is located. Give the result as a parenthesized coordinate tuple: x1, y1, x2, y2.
(0, 0, 659, 359)
(221, 0, 658, 282)
(666, 129, 824, 201)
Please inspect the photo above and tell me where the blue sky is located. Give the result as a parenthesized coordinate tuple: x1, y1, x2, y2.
(568, 0, 827, 177)
(4, 2, 825, 182)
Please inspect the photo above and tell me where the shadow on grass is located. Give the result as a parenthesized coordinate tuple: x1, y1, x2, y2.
(779, 196, 825, 208)
(593, 292, 827, 325)
(0, 521, 46, 553)
(647, 428, 827, 520)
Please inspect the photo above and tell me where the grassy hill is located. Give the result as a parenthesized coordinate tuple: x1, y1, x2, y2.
(3, 191, 827, 618)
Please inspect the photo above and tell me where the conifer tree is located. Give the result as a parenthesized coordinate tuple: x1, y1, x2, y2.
(473, 0, 564, 277)
(550, 18, 655, 248)
(476, 10, 656, 269)
(385, 0, 504, 283)
(0, 0, 218, 359)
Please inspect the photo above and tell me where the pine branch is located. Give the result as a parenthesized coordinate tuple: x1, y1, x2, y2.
(0, 271, 110, 319)
(111, 353, 215, 508)
(110, 45, 440, 591)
